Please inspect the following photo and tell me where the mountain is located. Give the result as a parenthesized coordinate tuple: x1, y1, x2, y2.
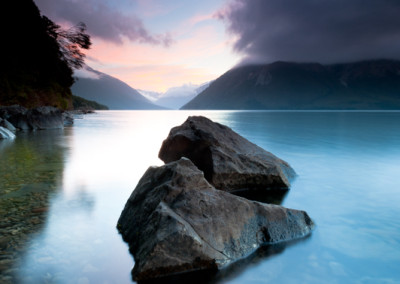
(71, 67, 165, 110)
(181, 60, 400, 110)
(72, 95, 108, 110)
(153, 82, 211, 109)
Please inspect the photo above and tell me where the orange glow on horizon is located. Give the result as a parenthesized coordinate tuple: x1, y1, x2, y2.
(84, 22, 240, 92)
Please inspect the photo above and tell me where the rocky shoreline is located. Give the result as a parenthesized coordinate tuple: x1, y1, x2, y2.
(0, 105, 97, 140)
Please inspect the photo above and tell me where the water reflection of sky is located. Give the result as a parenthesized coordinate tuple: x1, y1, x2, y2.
(218, 111, 400, 284)
(11, 111, 400, 283)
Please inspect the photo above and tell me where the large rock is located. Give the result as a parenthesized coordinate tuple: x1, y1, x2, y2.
(0, 105, 27, 120)
(159, 116, 295, 192)
(117, 158, 313, 281)
(5, 106, 64, 130)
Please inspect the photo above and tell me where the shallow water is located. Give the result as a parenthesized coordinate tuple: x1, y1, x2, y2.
(1, 110, 400, 283)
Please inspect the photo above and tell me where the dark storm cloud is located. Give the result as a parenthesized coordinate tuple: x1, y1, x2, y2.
(218, 0, 400, 64)
(35, 0, 172, 46)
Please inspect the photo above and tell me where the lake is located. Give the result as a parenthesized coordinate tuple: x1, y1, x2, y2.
(1, 110, 400, 283)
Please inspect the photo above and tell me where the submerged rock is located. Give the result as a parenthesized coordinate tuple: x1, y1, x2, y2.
(117, 158, 313, 281)
(159, 116, 295, 192)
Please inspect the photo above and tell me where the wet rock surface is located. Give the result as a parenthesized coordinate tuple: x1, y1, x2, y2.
(0, 126, 16, 139)
(62, 111, 74, 126)
(0, 118, 16, 133)
(159, 116, 295, 192)
(7, 106, 64, 130)
(0, 105, 81, 131)
(118, 158, 313, 281)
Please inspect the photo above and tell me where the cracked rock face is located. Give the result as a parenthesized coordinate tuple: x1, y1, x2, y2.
(117, 158, 313, 281)
(158, 116, 295, 192)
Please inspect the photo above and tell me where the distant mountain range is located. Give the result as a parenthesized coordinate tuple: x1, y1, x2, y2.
(149, 82, 211, 109)
(182, 60, 400, 110)
(71, 67, 164, 110)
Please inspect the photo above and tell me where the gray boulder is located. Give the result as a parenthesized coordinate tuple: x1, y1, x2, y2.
(7, 106, 64, 130)
(0, 105, 27, 120)
(159, 116, 295, 192)
(117, 158, 313, 281)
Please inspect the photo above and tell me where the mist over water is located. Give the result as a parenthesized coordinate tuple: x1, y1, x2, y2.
(1, 110, 399, 283)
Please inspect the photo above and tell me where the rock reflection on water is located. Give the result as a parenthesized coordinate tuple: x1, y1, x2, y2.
(212, 236, 311, 284)
(136, 236, 310, 284)
(0, 130, 67, 283)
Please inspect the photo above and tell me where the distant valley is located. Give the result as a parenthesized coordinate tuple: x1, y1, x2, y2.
(182, 60, 400, 110)
(72, 67, 210, 110)
(71, 67, 164, 110)
(138, 82, 211, 109)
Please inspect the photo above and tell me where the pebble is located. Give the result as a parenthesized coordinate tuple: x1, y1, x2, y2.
(31, 207, 48, 213)
(29, 217, 41, 225)
(0, 185, 52, 282)
(0, 237, 11, 249)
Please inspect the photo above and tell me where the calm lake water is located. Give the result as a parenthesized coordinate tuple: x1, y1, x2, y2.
(1, 110, 400, 283)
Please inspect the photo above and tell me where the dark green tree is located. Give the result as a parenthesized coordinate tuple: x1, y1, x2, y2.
(0, 0, 91, 109)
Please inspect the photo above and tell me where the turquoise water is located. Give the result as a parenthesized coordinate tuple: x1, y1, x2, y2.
(1, 110, 400, 283)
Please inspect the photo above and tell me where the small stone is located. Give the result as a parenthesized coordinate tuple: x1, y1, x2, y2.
(29, 217, 41, 225)
(31, 207, 48, 214)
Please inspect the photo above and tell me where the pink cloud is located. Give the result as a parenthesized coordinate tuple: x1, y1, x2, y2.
(86, 23, 239, 92)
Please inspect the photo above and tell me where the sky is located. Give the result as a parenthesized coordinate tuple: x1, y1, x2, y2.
(35, 0, 400, 93)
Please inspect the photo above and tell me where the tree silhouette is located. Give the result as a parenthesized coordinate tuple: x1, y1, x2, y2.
(43, 16, 91, 70)
(0, 0, 91, 108)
